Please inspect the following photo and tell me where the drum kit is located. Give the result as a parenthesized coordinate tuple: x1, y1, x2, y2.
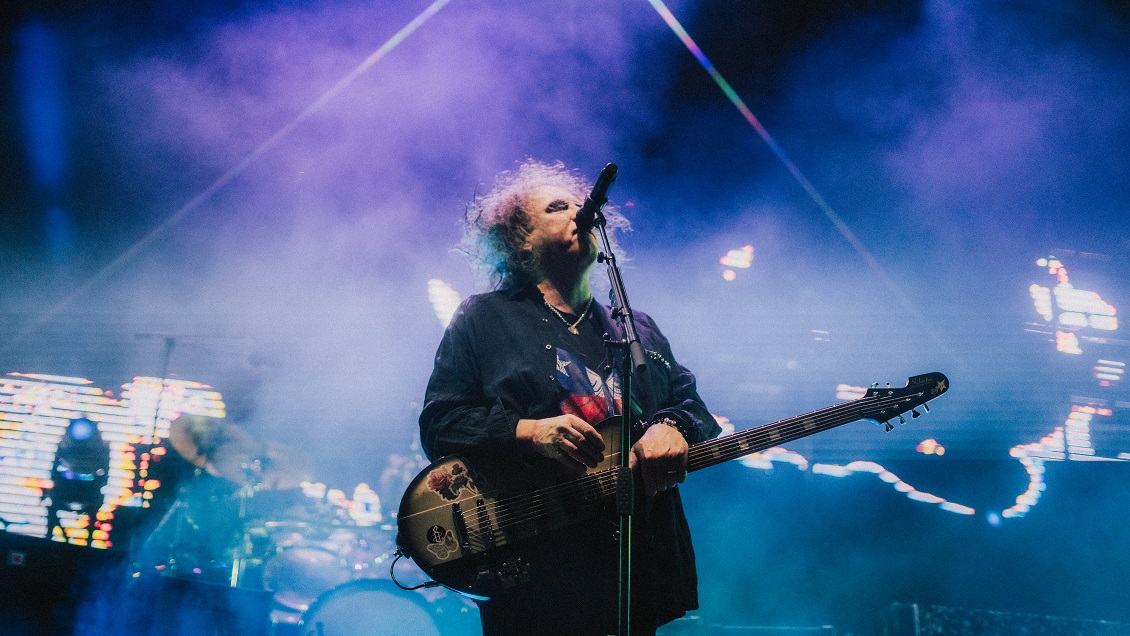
(133, 415, 475, 635)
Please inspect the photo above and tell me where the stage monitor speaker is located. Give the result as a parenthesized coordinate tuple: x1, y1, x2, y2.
(0, 532, 124, 635)
(886, 603, 1130, 636)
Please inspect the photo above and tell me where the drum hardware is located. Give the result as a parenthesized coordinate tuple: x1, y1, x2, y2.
(139, 415, 314, 588)
(132, 469, 242, 583)
(143, 415, 467, 632)
(229, 478, 256, 588)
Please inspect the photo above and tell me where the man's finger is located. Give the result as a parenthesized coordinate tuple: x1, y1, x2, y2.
(644, 457, 659, 496)
(553, 443, 588, 474)
(565, 426, 604, 465)
(559, 439, 600, 468)
(564, 436, 602, 466)
(576, 423, 606, 452)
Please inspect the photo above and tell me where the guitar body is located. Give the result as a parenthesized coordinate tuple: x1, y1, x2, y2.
(397, 372, 949, 600)
(397, 419, 627, 600)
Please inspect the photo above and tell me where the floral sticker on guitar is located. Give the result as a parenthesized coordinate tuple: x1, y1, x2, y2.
(425, 462, 476, 501)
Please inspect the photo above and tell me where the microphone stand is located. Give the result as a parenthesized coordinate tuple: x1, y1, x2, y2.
(586, 163, 648, 636)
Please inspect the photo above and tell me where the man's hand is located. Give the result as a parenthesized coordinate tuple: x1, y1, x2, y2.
(629, 422, 688, 496)
(516, 415, 605, 474)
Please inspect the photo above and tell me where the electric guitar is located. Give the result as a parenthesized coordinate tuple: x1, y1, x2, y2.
(397, 372, 949, 599)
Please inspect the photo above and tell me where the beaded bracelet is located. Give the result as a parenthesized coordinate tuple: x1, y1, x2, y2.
(651, 416, 693, 441)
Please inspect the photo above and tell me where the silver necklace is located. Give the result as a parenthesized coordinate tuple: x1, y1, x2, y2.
(544, 297, 592, 335)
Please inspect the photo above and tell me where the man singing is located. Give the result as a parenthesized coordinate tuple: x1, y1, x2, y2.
(419, 160, 720, 635)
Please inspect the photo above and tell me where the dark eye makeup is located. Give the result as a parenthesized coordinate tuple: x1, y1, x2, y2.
(545, 199, 571, 213)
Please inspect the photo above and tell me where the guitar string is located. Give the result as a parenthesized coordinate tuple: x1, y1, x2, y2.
(412, 388, 934, 555)
(459, 391, 926, 537)
(689, 389, 926, 467)
(691, 404, 867, 466)
(459, 472, 618, 551)
(461, 483, 612, 552)
(454, 391, 928, 542)
(460, 402, 921, 552)
(458, 391, 924, 539)
(408, 384, 933, 523)
(463, 487, 615, 551)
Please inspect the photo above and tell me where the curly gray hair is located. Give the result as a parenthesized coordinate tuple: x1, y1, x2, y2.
(462, 160, 630, 289)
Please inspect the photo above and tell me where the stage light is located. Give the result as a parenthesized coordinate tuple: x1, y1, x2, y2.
(9, 373, 93, 385)
(719, 245, 754, 269)
(1029, 284, 1053, 321)
(1058, 312, 1088, 328)
(1, 371, 227, 547)
(1031, 257, 1120, 359)
(738, 447, 809, 471)
(719, 245, 753, 281)
(349, 483, 383, 525)
(835, 384, 867, 401)
(916, 438, 945, 455)
(940, 502, 975, 515)
(1090, 315, 1118, 330)
(808, 459, 975, 514)
(1055, 331, 1082, 355)
(1094, 360, 1124, 386)
(427, 279, 462, 328)
(1054, 285, 1116, 319)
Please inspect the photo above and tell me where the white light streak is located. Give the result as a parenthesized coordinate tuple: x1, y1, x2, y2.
(427, 279, 463, 328)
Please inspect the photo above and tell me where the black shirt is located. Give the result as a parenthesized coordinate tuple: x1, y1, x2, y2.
(419, 285, 721, 635)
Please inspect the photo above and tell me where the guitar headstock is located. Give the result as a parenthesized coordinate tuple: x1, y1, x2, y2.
(858, 372, 949, 431)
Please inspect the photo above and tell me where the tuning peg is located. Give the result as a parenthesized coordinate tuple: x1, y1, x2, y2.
(870, 383, 879, 389)
(884, 421, 894, 432)
(898, 414, 907, 425)
(911, 409, 921, 418)
(923, 404, 930, 413)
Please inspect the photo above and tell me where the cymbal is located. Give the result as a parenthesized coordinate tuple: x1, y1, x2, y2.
(168, 414, 312, 489)
(255, 441, 314, 491)
(169, 414, 229, 469)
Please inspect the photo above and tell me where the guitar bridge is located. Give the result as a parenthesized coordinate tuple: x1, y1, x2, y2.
(473, 555, 530, 592)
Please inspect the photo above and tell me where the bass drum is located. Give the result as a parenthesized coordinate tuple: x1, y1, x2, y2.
(300, 580, 441, 636)
(263, 543, 352, 612)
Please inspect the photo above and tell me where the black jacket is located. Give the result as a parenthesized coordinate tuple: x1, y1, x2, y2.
(419, 285, 720, 633)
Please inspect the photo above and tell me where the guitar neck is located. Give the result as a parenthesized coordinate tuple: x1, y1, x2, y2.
(688, 395, 892, 472)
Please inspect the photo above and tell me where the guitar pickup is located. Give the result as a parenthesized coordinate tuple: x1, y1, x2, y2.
(476, 498, 496, 548)
(451, 502, 471, 551)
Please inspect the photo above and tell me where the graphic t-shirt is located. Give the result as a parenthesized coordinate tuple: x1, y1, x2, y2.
(547, 304, 622, 425)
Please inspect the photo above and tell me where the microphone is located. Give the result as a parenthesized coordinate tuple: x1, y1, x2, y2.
(575, 163, 618, 235)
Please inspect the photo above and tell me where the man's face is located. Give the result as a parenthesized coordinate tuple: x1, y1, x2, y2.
(521, 185, 597, 274)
